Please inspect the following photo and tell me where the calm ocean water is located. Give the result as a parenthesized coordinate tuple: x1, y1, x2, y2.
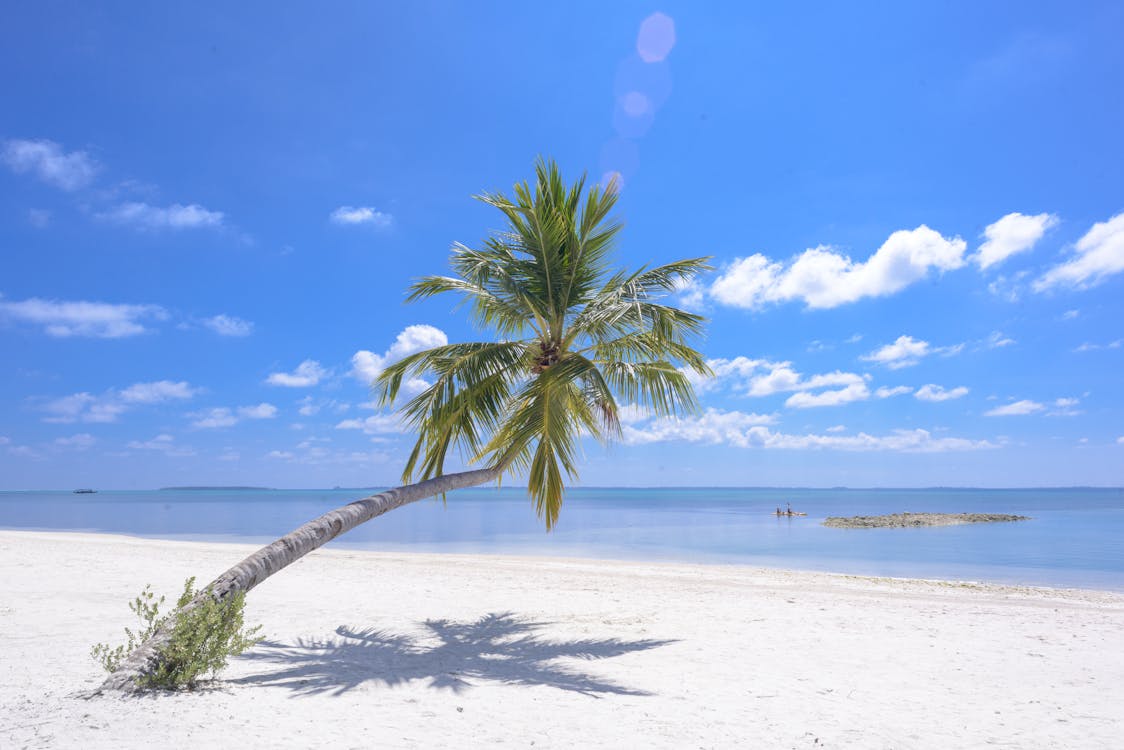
(2, 487, 1122, 591)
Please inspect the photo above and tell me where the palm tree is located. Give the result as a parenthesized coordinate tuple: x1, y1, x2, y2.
(101, 159, 711, 691)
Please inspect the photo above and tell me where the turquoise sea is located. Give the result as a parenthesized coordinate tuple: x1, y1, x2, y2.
(2, 487, 1122, 591)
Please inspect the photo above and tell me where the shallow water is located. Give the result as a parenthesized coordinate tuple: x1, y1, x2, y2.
(2, 487, 1122, 590)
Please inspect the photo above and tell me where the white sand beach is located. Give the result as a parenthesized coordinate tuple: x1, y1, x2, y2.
(1, 530, 1122, 749)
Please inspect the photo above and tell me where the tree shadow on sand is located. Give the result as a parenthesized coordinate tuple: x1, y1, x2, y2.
(232, 612, 675, 697)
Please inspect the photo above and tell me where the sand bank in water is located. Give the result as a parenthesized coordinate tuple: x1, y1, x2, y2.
(824, 512, 1031, 528)
(1, 530, 1121, 749)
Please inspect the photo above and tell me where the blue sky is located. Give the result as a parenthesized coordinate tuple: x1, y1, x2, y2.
(2, 2, 1122, 489)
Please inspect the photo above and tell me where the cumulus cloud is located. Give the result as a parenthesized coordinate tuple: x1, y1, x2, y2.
(330, 206, 393, 228)
(97, 202, 224, 230)
(683, 356, 872, 409)
(118, 380, 200, 404)
(191, 402, 278, 428)
(710, 226, 966, 309)
(985, 399, 1044, 417)
(974, 212, 1058, 270)
(622, 411, 994, 452)
(1035, 213, 1124, 291)
(914, 384, 969, 402)
(861, 335, 962, 369)
(352, 324, 448, 393)
(875, 385, 913, 398)
(192, 408, 238, 428)
(335, 414, 406, 435)
(42, 379, 198, 423)
(239, 402, 278, 419)
(0, 297, 168, 338)
(785, 382, 870, 409)
(621, 409, 777, 447)
(1, 138, 99, 190)
(267, 360, 328, 387)
(202, 314, 253, 337)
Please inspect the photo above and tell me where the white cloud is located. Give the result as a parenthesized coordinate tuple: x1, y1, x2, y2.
(330, 206, 393, 228)
(682, 356, 769, 394)
(622, 408, 777, 447)
(239, 402, 278, 419)
(1074, 339, 1122, 352)
(748, 365, 862, 398)
(192, 402, 278, 428)
(875, 385, 913, 398)
(202, 314, 253, 337)
(862, 335, 930, 369)
(190, 408, 238, 429)
(118, 380, 200, 404)
(710, 226, 966, 309)
(267, 450, 295, 459)
(351, 324, 448, 387)
(985, 400, 1044, 417)
(42, 379, 197, 423)
(1, 138, 98, 190)
(623, 412, 994, 453)
(974, 212, 1058, 270)
(267, 360, 328, 387)
(1047, 397, 1082, 417)
(862, 335, 962, 369)
(785, 382, 870, 409)
(42, 393, 122, 423)
(335, 413, 406, 435)
(1117, 437, 1124, 445)
(1062, 309, 1080, 320)
(686, 356, 872, 409)
(914, 384, 969, 402)
(825, 425, 846, 433)
(127, 433, 195, 456)
(97, 202, 224, 230)
(985, 331, 1015, 349)
(54, 433, 96, 450)
(0, 297, 168, 338)
(1035, 213, 1124, 291)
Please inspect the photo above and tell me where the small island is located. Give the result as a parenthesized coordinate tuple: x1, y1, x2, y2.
(824, 512, 1031, 529)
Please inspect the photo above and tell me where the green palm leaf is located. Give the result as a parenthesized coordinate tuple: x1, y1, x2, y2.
(373, 157, 711, 529)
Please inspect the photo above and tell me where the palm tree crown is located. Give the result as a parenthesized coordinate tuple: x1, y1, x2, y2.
(376, 159, 711, 529)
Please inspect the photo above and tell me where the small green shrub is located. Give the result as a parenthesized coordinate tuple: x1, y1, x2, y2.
(92, 577, 263, 690)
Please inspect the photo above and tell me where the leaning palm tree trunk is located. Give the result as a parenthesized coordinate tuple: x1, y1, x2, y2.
(100, 466, 500, 692)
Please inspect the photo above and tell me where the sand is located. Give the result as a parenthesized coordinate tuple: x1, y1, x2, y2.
(823, 513, 1031, 528)
(1, 530, 1122, 749)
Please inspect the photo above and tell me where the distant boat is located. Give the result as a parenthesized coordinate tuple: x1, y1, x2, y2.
(73, 488, 97, 494)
